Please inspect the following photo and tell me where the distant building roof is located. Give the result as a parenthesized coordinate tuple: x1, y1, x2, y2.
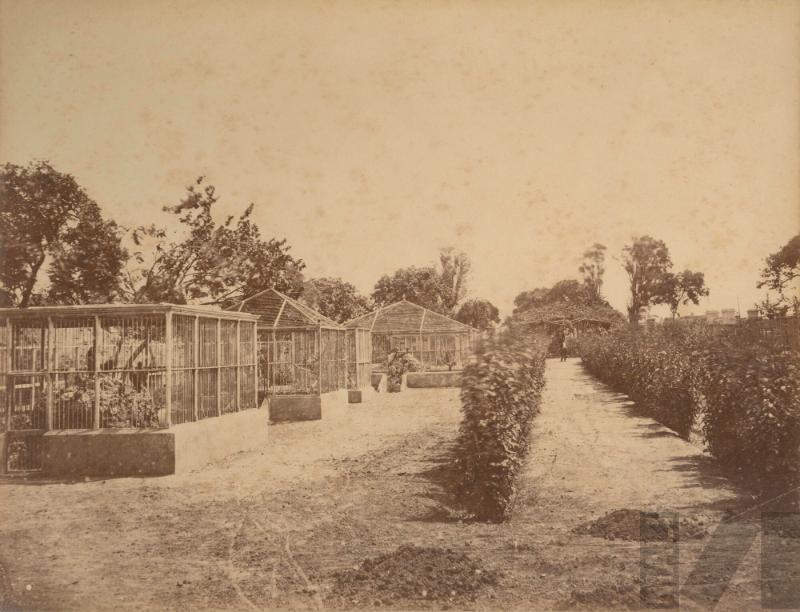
(345, 300, 475, 335)
(230, 288, 343, 329)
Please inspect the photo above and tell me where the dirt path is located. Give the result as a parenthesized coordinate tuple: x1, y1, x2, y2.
(0, 360, 782, 610)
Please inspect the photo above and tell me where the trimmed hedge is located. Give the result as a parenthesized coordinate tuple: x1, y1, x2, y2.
(452, 333, 547, 522)
(577, 325, 712, 438)
(578, 324, 800, 501)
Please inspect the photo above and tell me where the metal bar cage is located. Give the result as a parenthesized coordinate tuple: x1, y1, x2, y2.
(371, 332, 474, 371)
(0, 308, 258, 437)
(256, 327, 349, 397)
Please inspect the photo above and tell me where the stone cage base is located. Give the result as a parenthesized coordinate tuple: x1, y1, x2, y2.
(37, 408, 269, 477)
(405, 370, 463, 388)
(267, 394, 322, 423)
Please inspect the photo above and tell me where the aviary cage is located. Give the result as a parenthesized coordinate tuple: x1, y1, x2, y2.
(0, 304, 259, 473)
(231, 289, 348, 400)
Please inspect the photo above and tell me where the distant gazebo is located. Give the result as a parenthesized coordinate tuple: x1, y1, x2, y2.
(345, 300, 478, 371)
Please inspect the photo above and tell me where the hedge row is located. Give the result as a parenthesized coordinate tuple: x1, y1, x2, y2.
(578, 324, 800, 500)
(452, 333, 548, 522)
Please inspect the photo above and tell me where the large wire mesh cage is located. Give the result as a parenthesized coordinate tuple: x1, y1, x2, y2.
(0, 305, 259, 440)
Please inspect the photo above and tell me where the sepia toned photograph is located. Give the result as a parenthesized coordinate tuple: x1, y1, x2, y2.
(0, 1, 798, 610)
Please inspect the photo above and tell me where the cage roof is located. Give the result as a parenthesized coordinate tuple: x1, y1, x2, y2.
(231, 288, 343, 329)
(345, 300, 475, 334)
(0, 303, 258, 320)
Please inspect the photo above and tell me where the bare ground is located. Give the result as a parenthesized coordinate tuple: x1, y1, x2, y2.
(0, 359, 790, 611)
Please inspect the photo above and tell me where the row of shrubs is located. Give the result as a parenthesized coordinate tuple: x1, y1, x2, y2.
(452, 332, 548, 522)
(577, 324, 800, 501)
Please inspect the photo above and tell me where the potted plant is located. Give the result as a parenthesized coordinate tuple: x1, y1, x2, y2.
(386, 349, 421, 392)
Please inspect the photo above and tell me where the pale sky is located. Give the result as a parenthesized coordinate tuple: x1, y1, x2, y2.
(1, 0, 798, 317)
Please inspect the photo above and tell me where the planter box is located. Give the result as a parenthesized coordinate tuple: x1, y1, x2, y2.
(268, 395, 321, 423)
(348, 389, 363, 403)
(371, 372, 388, 393)
(406, 370, 463, 388)
(386, 373, 408, 393)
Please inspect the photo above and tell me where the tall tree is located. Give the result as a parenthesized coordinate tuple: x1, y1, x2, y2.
(301, 277, 371, 323)
(757, 234, 800, 316)
(621, 235, 673, 324)
(0, 161, 126, 307)
(372, 266, 445, 313)
(438, 247, 471, 313)
(578, 243, 607, 301)
(656, 269, 709, 318)
(455, 298, 500, 331)
(120, 177, 305, 307)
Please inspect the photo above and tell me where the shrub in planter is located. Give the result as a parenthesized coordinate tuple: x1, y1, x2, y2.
(386, 350, 421, 392)
(452, 333, 547, 521)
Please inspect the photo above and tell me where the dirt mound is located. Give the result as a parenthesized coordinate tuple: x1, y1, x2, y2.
(331, 545, 499, 606)
(574, 509, 706, 542)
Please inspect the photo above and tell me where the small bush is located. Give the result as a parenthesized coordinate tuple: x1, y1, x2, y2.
(387, 350, 421, 386)
(452, 332, 547, 522)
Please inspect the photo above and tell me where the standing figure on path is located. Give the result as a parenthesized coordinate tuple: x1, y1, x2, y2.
(560, 333, 568, 362)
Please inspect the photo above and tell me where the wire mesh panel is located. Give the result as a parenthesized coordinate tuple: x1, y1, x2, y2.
(346, 328, 372, 389)
(6, 320, 48, 471)
(0, 319, 8, 433)
(389, 335, 422, 364)
(8, 375, 48, 430)
(320, 329, 346, 393)
(258, 328, 320, 396)
(198, 368, 217, 419)
(240, 323, 255, 365)
(220, 320, 237, 366)
(292, 330, 319, 394)
(371, 334, 390, 370)
(51, 317, 95, 429)
(197, 318, 219, 419)
(5, 431, 44, 471)
(421, 334, 459, 370)
(98, 316, 166, 428)
(346, 331, 356, 388)
(12, 320, 46, 372)
(219, 320, 238, 413)
(170, 315, 195, 425)
(240, 365, 256, 409)
(220, 367, 237, 413)
(198, 319, 217, 367)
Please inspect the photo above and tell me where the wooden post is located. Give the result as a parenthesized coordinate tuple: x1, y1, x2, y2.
(193, 316, 199, 421)
(235, 320, 241, 411)
(216, 318, 221, 416)
(46, 317, 53, 430)
(93, 316, 101, 429)
(164, 312, 172, 427)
